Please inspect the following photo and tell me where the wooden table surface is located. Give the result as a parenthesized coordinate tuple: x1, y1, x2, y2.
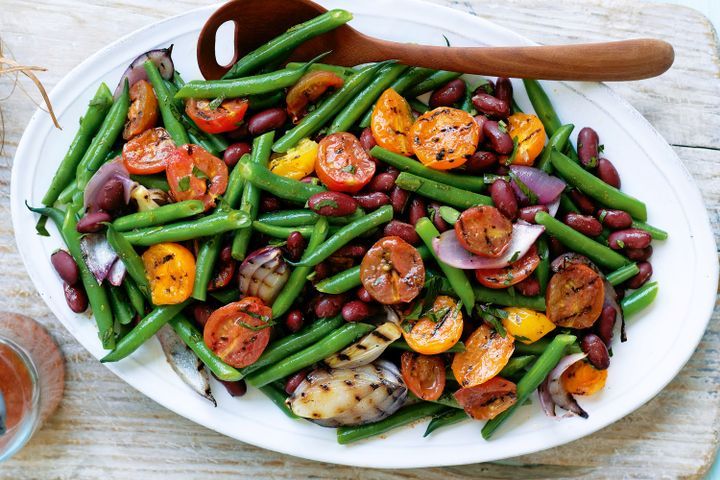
(1, 0, 719, 478)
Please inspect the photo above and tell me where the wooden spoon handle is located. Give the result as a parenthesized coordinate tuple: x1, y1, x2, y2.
(363, 38, 674, 81)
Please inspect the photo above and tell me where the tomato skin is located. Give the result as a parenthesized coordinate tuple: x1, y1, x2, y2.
(166, 144, 229, 210)
(561, 360, 607, 396)
(203, 297, 272, 368)
(454, 377, 517, 420)
(455, 206, 513, 258)
(410, 107, 480, 170)
(141, 242, 196, 305)
(316, 132, 376, 193)
(123, 80, 159, 140)
(186, 98, 249, 134)
(451, 323, 515, 388)
(507, 113, 546, 166)
(403, 295, 463, 355)
(269, 138, 318, 180)
(400, 352, 446, 401)
(546, 263, 604, 329)
(286, 71, 344, 123)
(371, 88, 415, 156)
(502, 307, 555, 344)
(475, 245, 540, 289)
(360, 236, 425, 304)
(122, 127, 176, 174)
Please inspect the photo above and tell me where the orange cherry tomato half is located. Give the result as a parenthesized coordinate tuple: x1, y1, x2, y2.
(451, 323, 515, 388)
(475, 245, 540, 289)
(123, 79, 159, 140)
(454, 377, 518, 420)
(141, 242, 196, 305)
(122, 127, 176, 174)
(561, 360, 608, 396)
(507, 113, 546, 166)
(455, 205, 513, 257)
(546, 263, 604, 329)
(286, 71, 344, 123)
(370, 88, 415, 156)
(400, 352, 446, 401)
(410, 107, 480, 170)
(403, 295, 463, 355)
(360, 236, 425, 305)
(185, 98, 249, 134)
(166, 144, 228, 210)
(316, 132, 376, 193)
(203, 297, 273, 369)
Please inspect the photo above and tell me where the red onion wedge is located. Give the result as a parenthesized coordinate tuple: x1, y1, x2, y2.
(433, 220, 544, 269)
(84, 157, 137, 212)
(114, 46, 174, 99)
(543, 352, 589, 418)
(509, 166, 566, 205)
(106, 259, 126, 287)
(238, 247, 290, 304)
(79, 234, 118, 284)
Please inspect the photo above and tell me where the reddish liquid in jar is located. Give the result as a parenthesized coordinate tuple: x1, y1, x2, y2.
(0, 344, 34, 433)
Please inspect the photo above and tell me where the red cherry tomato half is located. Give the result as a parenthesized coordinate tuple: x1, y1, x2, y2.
(316, 132, 376, 193)
(400, 351, 446, 401)
(166, 144, 228, 210)
(454, 376, 517, 420)
(286, 71, 344, 123)
(122, 127, 175, 174)
(475, 245, 541, 289)
(185, 98, 249, 134)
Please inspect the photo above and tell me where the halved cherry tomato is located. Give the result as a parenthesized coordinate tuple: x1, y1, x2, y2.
(166, 144, 228, 210)
(360, 236, 425, 304)
(185, 98, 249, 134)
(403, 295, 463, 355)
(203, 297, 272, 368)
(141, 242, 196, 305)
(455, 205, 513, 257)
(454, 376, 517, 420)
(207, 245, 235, 292)
(316, 132, 376, 193)
(475, 245, 540, 289)
(123, 79, 159, 140)
(452, 323, 515, 387)
(546, 263, 604, 329)
(410, 107, 480, 170)
(371, 88, 415, 156)
(561, 360, 607, 396)
(507, 113, 546, 166)
(122, 127, 175, 174)
(502, 307, 555, 344)
(286, 71, 344, 123)
(269, 138, 318, 180)
(400, 351, 445, 401)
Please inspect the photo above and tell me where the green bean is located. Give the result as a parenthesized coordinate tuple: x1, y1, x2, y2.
(337, 402, 446, 444)
(222, 10, 353, 79)
(606, 263, 640, 286)
(294, 205, 393, 267)
(514, 337, 550, 355)
(473, 285, 546, 311)
(396, 172, 492, 209)
(550, 150, 647, 221)
(424, 408, 468, 437)
(75, 81, 130, 193)
(240, 315, 343, 379)
(273, 62, 389, 153)
(108, 286, 135, 326)
(106, 225, 151, 299)
(252, 221, 314, 239)
(631, 220, 669, 241)
(500, 355, 536, 377)
(27, 204, 65, 232)
(416, 217, 475, 313)
(145, 61, 189, 145)
(482, 333, 576, 439)
(536, 124, 574, 173)
(232, 132, 274, 260)
(621, 281, 659, 317)
(406, 97, 430, 114)
(121, 209, 250, 246)
(260, 383, 298, 419)
(42, 83, 114, 206)
(163, 78, 185, 111)
(246, 322, 374, 387)
(272, 218, 330, 317)
(329, 64, 408, 133)
(314, 245, 430, 294)
(536, 236, 551, 294)
(286, 62, 358, 79)
(389, 338, 465, 353)
(178, 67, 311, 100)
(405, 71, 462, 98)
(112, 200, 204, 231)
(209, 288, 238, 305)
(258, 210, 321, 227)
(57, 182, 78, 205)
(371, 146, 487, 193)
(192, 234, 222, 302)
(130, 174, 170, 192)
(559, 192, 581, 214)
(168, 314, 242, 381)
(248, 91, 285, 111)
(238, 158, 326, 203)
(122, 276, 146, 317)
(224, 158, 250, 211)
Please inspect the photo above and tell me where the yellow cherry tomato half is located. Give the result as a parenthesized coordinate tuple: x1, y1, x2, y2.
(142, 242, 196, 305)
(507, 113, 546, 166)
(502, 307, 556, 344)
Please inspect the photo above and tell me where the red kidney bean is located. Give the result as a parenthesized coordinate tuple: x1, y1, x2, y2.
(390, 186, 411, 214)
(285, 309, 304, 333)
(515, 277, 540, 296)
(284, 370, 308, 395)
(259, 195, 281, 213)
(494, 77, 513, 106)
(342, 300, 371, 323)
(51, 249, 79, 285)
(333, 244, 368, 258)
(225, 122, 249, 141)
(580, 333, 610, 370)
(314, 294, 345, 318)
(465, 150, 497, 173)
(482, 120, 514, 155)
(625, 262, 653, 289)
(408, 198, 427, 226)
(614, 285, 626, 301)
(96, 178, 125, 212)
(308, 191, 358, 217)
(223, 142, 252, 168)
(247, 107, 287, 135)
(472, 115, 487, 144)
(608, 229, 652, 250)
(357, 286, 373, 303)
(360, 127, 377, 153)
(596, 305, 616, 346)
(64, 282, 88, 313)
(384, 220, 421, 245)
(76, 211, 112, 233)
(428, 202, 450, 232)
(472, 93, 509, 119)
(490, 179, 518, 220)
(518, 205, 549, 224)
(366, 172, 396, 193)
(598, 209, 632, 230)
(568, 189, 596, 215)
(597, 158, 621, 188)
(494, 165, 510, 176)
(286, 231, 306, 262)
(548, 235, 566, 258)
(219, 379, 247, 397)
(429, 79, 466, 109)
(353, 192, 390, 211)
(192, 303, 214, 328)
(384, 166, 400, 179)
(563, 212, 603, 237)
(313, 262, 330, 282)
(625, 245, 653, 262)
(473, 80, 495, 96)
(577, 127, 600, 168)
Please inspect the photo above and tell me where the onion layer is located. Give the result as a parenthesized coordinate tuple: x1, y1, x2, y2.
(509, 165, 566, 204)
(114, 46, 175, 99)
(238, 247, 290, 304)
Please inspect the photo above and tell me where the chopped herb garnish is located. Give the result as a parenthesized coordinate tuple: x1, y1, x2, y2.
(508, 251, 521, 263)
(438, 206, 460, 225)
(598, 210, 608, 223)
(598, 144, 605, 154)
(192, 165, 209, 180)
(442, 34, 451, 47)
(616, 239, 625, 248)
(341, 164, 357, 174)
(508, 170, 539, 204)
(208, 95, 225, 110)
(476, 304, 508, 337)
(178, 176, 191, 192)
(498, 120, 508, 133)
(504, 136, 519, 166)
(314, 199, 339, 210)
